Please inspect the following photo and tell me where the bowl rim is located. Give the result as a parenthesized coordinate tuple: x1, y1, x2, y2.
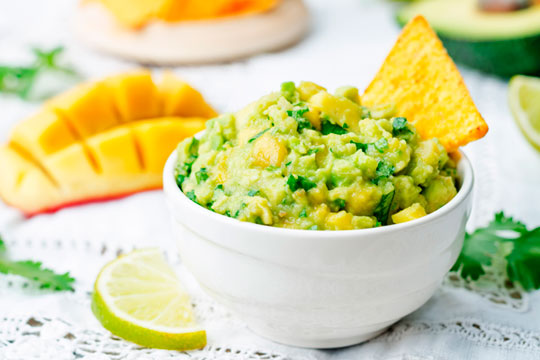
(163, 148, 474, 238)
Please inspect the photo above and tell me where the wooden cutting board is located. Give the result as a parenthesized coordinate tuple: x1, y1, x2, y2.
(74, 0, 310, 65)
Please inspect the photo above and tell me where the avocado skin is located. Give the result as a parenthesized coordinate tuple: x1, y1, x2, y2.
(395, 15, 540, 78)
(439, 34, 540, 78)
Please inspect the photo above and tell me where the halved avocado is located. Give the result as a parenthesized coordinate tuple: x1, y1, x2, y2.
(397, 0, 540, 77)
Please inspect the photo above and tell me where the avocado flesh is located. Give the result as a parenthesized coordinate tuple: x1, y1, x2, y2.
(398, 0, 540, 40)
(398, 0, 540, 77)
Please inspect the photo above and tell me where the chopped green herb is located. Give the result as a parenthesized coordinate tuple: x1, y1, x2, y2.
(350, 141, 368, 152)
(225, 210, 232, 217)
(321, 119, 348, 135)
(175, 154, 198, 188)
(343, 123, 349, 129)
(392, 117, 413, 136)
(306, 148, 319, 155)
(373, 189, 395, 225)
(287, 107, 309, 119)
(299, 208, 307, 218)
(248, 128, 270, 143)
(373, 138, 389, 153)
(334, 199, 346, 210)
(285, 161, 292, 166)
(195, 168, 209, 183)
(215, 184, 224, 191)
(248, 189, 260, 197)
(296, 118, 313, 132)
(265, 165, 279, 171)
(255, 217, 264, 225)
(373, 161, 395, 184)
(186, 190, 198, 204)
(287, 175, 317, 192)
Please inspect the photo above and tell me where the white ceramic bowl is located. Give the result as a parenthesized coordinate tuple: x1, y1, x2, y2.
(163, 150, 473, 348)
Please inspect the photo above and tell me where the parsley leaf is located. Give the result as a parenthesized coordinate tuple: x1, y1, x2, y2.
(373, 161, 395, 185)
(186, 190, 198, 204)
(350, 141, 368, 152)
(334, 199, 346, 210)
(299, 208, 307, 218)
(373, 189, 395, 225)
(248, 128, 270, 143)
(392, 117, 413, 136)
(248, 189, 260, 197)
(195, 168, 209, 183)
(373, 138, 389, 153)
(451, 212, 540, 291)
(306, 148, 319, 155)
(321, 119, 348, 135)
(0, 235, 74, 291)
(287, 108, 309, 119)
(287, 175, 317, 192)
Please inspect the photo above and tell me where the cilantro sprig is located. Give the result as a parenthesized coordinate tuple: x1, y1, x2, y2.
(451, 212, 540, 291)
(0, 236, 74, 291)
(0, 46, 79, 100)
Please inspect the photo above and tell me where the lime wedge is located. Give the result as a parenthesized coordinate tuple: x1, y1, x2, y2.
(509, 75, 540, 151)
(92, 248, 206, 350)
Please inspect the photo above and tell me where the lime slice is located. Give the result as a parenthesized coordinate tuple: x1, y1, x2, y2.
(509, 75, 540, 151)
(92, 248, 206, 350)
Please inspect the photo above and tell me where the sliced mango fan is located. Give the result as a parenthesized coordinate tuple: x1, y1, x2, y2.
(0, 71, 216, 215)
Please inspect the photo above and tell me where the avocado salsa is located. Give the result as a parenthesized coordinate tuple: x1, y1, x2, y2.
(175, 81, 458, 230)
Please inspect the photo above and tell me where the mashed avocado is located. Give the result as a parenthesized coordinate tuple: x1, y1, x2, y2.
(175, 82, 458, 230)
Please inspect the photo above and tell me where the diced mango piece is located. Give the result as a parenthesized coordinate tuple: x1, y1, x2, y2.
(160, 72, 217, 119)
(309, 91, 360, 132)
(391, 203, 427, 224)
(107, 71, 161, 122)
(47, 81, 118, 138)
(297, 81, 326, 101)
(132, 117, 206, 173)
(325, 211, 354, 230)
(9, 110, 77, 159)
(251, 133, 287, 168)
(86, 127, 142, 175)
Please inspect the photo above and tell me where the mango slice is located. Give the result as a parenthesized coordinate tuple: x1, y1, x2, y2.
(0, 71, 215, 215)
(93, 0, 280, 29)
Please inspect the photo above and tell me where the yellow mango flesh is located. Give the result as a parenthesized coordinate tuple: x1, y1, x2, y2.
(251, 133, 288, 168)
(9, 110, 77, 158)
(160, 72, 217, 118)
(391, 203, 427, 224)
(47, 81, 119, 138)
(107, 71, 161, 122)
(0, 71, 216, 215)
(94, 0, 279, 28)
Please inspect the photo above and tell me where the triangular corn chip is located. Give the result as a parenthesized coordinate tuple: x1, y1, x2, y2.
(362, 15, 488, 152)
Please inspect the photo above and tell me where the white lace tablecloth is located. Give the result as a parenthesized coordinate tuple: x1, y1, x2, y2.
(1, 0, 539, 359)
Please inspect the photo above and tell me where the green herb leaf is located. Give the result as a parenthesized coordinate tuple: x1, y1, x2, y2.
(186, 190, 198, 204)
(287, 108, 309, 119)
(248, 128, 270, 143)
(392, 117, 413, 136)
(452, 212, 540, 290)
(255, 217, 264, 225)
(248, 189, 260, 197)
(286, 175, 317, 192)
(299, 208, 307, 218)
(350, 141, 368, 152)
(373, 189, 395, 225)
(215, 184, 224, 191)
(195, 168, 209, 183)
(334, 199, 346, 210)
(373, 161, 395, 185)
(306, 148, 319, 155)
(0, 236, 74, 291)
(321, 119, 348, 135)
(373, 138, 389, 153)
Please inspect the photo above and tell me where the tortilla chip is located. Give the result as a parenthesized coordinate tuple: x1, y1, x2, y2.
(362, 16, 488, 152)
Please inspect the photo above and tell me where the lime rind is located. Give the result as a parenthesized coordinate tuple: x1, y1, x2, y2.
(509, 75, 540, 151)
(92, 248, 206, 350)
